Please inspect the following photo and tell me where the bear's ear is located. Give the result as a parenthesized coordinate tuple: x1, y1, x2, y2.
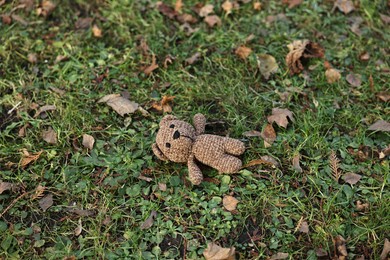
(160, 115, 177, 127)
(152, 143, 169, 161)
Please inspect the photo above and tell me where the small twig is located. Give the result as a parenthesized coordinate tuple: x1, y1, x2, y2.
(329, 150, 341, 181)
(7, 101, 22, 114)
(0, 191, 30, 219)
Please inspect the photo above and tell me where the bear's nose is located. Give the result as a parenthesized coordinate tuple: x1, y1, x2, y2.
(173, 130, 180, 139)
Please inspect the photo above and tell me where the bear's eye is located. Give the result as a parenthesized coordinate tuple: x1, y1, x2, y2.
(169, 124, 175, 128)
(165, 143, 171, 148)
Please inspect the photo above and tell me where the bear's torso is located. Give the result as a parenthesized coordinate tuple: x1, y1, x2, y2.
(192, 134, 225, 168)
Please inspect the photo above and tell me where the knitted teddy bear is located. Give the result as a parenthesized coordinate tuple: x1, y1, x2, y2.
(152, 113, 245, 185)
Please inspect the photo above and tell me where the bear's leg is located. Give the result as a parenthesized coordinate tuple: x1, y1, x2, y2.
(223, 137, 245, 155)
(214, 154, 242, 174)
(188, 155, 203, 185)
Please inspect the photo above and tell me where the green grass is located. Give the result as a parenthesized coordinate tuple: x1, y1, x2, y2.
(1, 0, 389, 259)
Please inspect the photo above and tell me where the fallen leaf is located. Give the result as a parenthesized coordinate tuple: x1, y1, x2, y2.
(253, 2, 262, 10)
(158, 182, 167, 191)
(37, 0, 56, 17)
(286, 40, 324, 75)
(203, 242, 235, 260)
(176, 13, 198, 24)
(271, 252, 289, 259)
(222, 1, 233, 15)
(368, 120, 390, 132)
(152, 95, 175, 113)
(380, 14, 390, 24)
(49, 87, 66, 96)
(260, 123, 276, 147)
(380, 238, 390, 260)
(174, 0, 183, 13)
(54, 55, 68, 64)
(343, 172, 361, 185)
(34, 104, 56, 118)
(18, 123, 30, 137)
(204, 15, 221, 27)
(42, 127, 57, 144)
(356, 200, 369, 211)
(379, 145, 390, 159)
(0, 181, 15, 194)
(1, 14, 12, 25)
(68, 208, 96, 217)
(28, 53, 38, 64)
(20, 0, 35, 11)
(298, 221, 309, 233)
(334, 0, 355, 14)
(284, 0, 303, 9)
(359, 52, 370, 61)
(315, 248, 328, 257)
(235, 46, 252, 60)
(223, 195, 239, 211)
(20, 149, 43, 168)
(74, 219, 82, 236)
(267, 108, 294, 128)
(138, 175, 153, 182)
(82, 134, 95, 150)
(92, 24, 102, 37)
(39, 194, 53, 212)
(11, 14, 28, 26)
(157, 2, 178, 19)
(346, 73, 362, 87)
(75, 17, 93, 29)
(349, 16, 363, 36)
(143, 54, 159, 75)
(244, 158, 277, 168)
(334, 235, 348, 258)
(292, 153, 303, 173)
(98, 94, 139, 116)
(325, 68, 341, 83)
(243, 130, 262, 137)
(376, 92, 390, 102)
(257, 54, 278, 80)
(199, 4, 214, 17)
(140, 210, 157, 230)
(186, 52, 202, 65)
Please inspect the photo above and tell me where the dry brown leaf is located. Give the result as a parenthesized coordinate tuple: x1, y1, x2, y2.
(143, 54, 159, 75)
(92, 24, 102, 37)
(152, 95, 175, 113)
(203, 242, 235, 260)
(138, 175, 153, 182)
(325, 68, 341, 83)
(346, 73, 362, 87)
(257, 54, 278, 79)
(68, 208, 96, 217)
(267, 108, 294, 128)
(140, 210, 157, 230)
(174, 0, 183, 13)
(235, 46, 252, 60)
(286, 40, 324, 75)
(177, 13, 198, 24)
(54, 55, 68, 64)
(298, 221, 309, 233)
(11, 14, 28, 26)
(37, 0, 56, 17)
(334, 0, 355, 14)
(292, 153, 303, 173)
(316, 248, 328, 257)
(74, 219, 82, 236)
(199, 4, 214, 17)
(158, 182, 167, 191)
(380, 14, 390, 24)
(0, 181, 16, 194)
(359, 52, 370, 61)
(253, 2, 262, 10)
(34, 104, 56, 118)
(42, 127, 57, 144)
(82, 134, 95, 150)
(39, 193, 53, 212)
(356, 200, 369, 211)
(20, 149, 43, 168)
(204, 15, 221, 27)
(98, 94, 139, 116)
(343, 172, 361, 185)
(271, 252, 289, 259)
(376, 92, 390, 102)
(157, 2, 177, 19)
(243, 130, 262, 137)
(334, 235, 348, 258)
(260, 123, 276, 147)
(223, 195, 239, 211)
(284, 0, 303, 9)
(186, 52, 202, 65)
(28, 53, 38, 64)
(1, 14, 12, 25)
(329, 150, 341, 182)
(222, 1, 233, 15)
(75, 17, 93, 29)
(380, 238, 390, 260)
(245, 158, 276, 168)
(368, 120, 390, 132)
(18, 123, 30, 137)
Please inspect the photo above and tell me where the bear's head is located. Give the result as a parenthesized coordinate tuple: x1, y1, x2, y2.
(153, 115, 196, 163)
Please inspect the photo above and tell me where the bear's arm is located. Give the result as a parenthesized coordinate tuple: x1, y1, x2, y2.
(188, 154, 203, 185)
(193, 113, 206, 136)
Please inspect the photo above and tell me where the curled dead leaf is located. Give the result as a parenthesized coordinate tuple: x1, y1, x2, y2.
(257, 54, 278, 80)
(92, 24, 102, 37)
(223, 195, 239, 211)
(368, 120, 390, 132)
(34, 104, 56, 118)
(157, 2, 177, 19)
(325, 68, 341, 83)
(39, 193, 53, 212)
(334, 235, 348, 257)
(75, 17, 93, 29)
(140, 210, 157, 230)
(204, 15, 221, 27)
(186, 52, 202, 65)
(253, 2, 262, 10)
(82, 134, 95, 150)
(286, 40, 324, 75)
(203, 242, 235, 260)
(298, 221, 309, 233)
(334, 0, 355, 14)
(292, 153, 303, 173)
(152, 95, 175, 113)
(174, 0, 183, 13)
(98, 93, 139, 116)
(42, 127, 57, 144)
(346, 73, 362, 87)
(199, 4, 214, 17)
(260, 123, 276, 147)
(343, 172, 361, 185)
(380, 238, 390, 260)
(28, 53, 38, 64)
(222, 1, 233, 15)
(143, 54, 159, 75)
(271, 252, 289, 259)
(235, 46, 252, 60)
(158, 182, 167, 191)
(1, 14, 12, 25)
(20, 149, 43, 168)
(0, 181, 16, 194)
(376, 92, 390, 102)
(355, 200, 369, 211)
(37, 0, 56, 17)
(267, 108, 294, 128)
(284, 0, 303, 9)
(74, 219, 82, 236)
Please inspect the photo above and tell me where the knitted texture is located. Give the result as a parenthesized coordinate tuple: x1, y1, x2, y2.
(153, 113, 245, 185)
